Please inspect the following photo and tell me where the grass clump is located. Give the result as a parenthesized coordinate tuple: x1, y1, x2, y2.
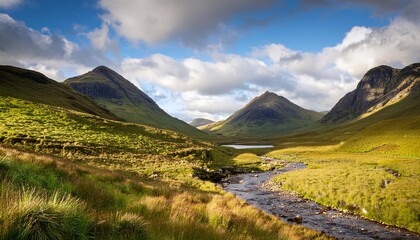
(267, 146, 420, 233)
(0, 149, 330, 240)
(1, 186, 91, 240)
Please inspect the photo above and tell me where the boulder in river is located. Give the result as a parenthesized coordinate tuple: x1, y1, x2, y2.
(287, 215, 303, 224)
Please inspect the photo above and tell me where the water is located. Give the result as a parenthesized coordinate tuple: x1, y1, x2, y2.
(223, 159, 420, 240)
(222, 144, 274, 149)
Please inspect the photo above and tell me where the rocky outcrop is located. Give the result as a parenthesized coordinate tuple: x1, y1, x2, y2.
(321, 63, 420, 123)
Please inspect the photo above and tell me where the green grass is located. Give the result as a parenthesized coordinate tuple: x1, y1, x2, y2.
(0, 96, 329, 239)
(267, 148, 420, 233)
(259, 91, 420, 233)
(0, 150, 329, 240)
(94, 97, 207, 139)
(0, 96, 210, 181)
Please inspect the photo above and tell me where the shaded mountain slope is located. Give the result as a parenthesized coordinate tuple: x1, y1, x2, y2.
(321, 63, 420, 123)
(203, 91, 324, 137)
(65, 66, 204, 137)
(0, 65, 117, 120)
(190, 118, 215, 128)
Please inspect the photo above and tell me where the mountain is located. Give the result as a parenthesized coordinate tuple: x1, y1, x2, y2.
(189, 118, 215, 128)
(0, 65, 117, 120)
(321, 63, 420, 123)
(64, 66, 204, 137)
(202, 91, 324, 137)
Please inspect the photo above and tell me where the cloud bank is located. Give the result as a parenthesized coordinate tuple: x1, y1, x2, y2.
(120, 17, 420, 120)
(0, 14, 114, 79)
(99, 0, 277, 47)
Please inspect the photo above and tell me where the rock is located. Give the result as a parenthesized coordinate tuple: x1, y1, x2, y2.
(294, 215, 303, 224)
(287, 215, 303, 224)
(381, 179, 392, 188)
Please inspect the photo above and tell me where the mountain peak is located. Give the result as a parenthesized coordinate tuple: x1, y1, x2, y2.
(189, 118, 215, 128)
(64, 67, 204, 137)
(321, 63, 420, 123)
(260, 91, 278, 98)
(202, 92, 323, 137)
(92, 65, 115, 75)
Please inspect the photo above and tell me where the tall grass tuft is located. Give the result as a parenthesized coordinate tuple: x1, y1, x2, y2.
(1, 187, 91, 240)
(94, 211, 148, 240)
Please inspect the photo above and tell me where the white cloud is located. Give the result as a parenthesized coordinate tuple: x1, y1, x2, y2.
(333, 18, 420, 77)
(98, 0, 276, 47)
(0, 14, 114, 80)
(27, 64, 64, 80)
(0, 0, 21, 8)
(87, 24, 111, 50)
(86, 23, 119, 58)
(119, 17, 420, 120)
(1, 13, 419, 122)
(121, 53, 281, 96)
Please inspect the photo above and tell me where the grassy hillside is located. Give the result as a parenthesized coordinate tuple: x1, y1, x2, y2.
(263, 92, 420, 233)
(0, 65, 117, 120)
(65, 66, 205, 138)
(0, 96, 329, 239)
(203, 91, 324, 138)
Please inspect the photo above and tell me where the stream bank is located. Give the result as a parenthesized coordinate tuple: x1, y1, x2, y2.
(222, 160, 420, 240)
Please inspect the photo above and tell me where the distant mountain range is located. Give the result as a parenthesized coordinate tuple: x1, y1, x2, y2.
(321, 63, 420, 123)
(1, 63, 418, 140)
(189, 118, 214, 128)
(200, 91, 325, 137)
(64, 66, 204, 137)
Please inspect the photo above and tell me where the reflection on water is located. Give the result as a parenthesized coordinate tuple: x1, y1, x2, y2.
(222, 144, 274, 149)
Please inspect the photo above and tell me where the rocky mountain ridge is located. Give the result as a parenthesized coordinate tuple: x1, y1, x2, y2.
(322, 63, 420, 123)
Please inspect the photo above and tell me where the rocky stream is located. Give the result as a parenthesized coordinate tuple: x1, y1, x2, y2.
(222, 159, 420, 240)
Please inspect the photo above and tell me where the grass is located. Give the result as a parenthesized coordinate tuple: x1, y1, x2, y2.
(0, 96, 329, 239)
(265, 127, 420, 233)
(0, 150, 329, 240)
(259, 91, 420, 234)
(0, 96, 210, 181)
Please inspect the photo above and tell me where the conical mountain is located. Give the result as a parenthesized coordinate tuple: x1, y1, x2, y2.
(203, 91, 324, 137)
(0, 65, 117, 120)
(321, 63, 420, 123)
(64, 66, 204, 137)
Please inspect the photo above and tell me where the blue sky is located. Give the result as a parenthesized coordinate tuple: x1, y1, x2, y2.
(1, 0, 419, 121)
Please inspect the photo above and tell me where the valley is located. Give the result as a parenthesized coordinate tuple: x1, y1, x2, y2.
(0, 63, 419, 239)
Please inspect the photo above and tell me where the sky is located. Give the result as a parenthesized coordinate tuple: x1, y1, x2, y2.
(1, 0, 420, 122)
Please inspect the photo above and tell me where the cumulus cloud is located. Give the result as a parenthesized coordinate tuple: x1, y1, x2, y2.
(0, 0, 21, 8)
(121, 53, 289, 96)
(0, 14, 114, 80)
(118, 17, 420, 119)
(98, 0, 277, 47)
(86, 24, 120, 59)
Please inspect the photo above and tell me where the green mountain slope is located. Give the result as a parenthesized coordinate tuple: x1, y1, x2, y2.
(321, 63, 420, 123)
(269, 87, 420, 156)
(0, 65, 117, 120)
(189, 118, 215, 128)
(203, 91, 324, 137)
(64, 66, 205, 137)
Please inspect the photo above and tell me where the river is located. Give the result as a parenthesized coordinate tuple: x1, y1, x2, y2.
(222, 159, 420, 240)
